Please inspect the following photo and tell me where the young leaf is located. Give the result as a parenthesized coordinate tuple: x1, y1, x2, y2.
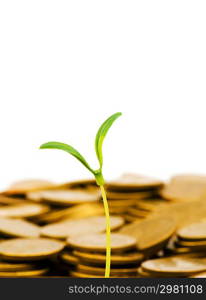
(40, 142, 94, 173)
(95, 112, 122, 168)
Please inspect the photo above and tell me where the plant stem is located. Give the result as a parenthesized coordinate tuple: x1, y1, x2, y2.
(100, 184, 111, 278)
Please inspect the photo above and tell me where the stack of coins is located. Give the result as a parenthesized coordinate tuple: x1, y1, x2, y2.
(167, 221, 206, 255)
(138, 255, 206, 278)
(105, 173, 164, 221)
(1, 174, 206, 278)
(161, 174, 206, 202)
(0, 238, 65, 277)
(62, 233, 143, 278)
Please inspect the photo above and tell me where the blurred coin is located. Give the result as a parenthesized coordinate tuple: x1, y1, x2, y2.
(40, 189, 100, 206)
(106, 190, 156, 200)
(37, 203, 104, 224)
(0, 261, 38, 272)
(0, 203, 49, 218)
(161, 174, 206, 202)
(67, 233, 137, 253)
(73, 250, 143, 265)
(0, 218, 40, 238)
(41, 216, 124, 239)
(106, 173, 163, 191)
(0, 268, 49, 277)
(60, 252, 79, 266)
(177, 221, 206, 241)
(0, 238, 65, 261)
(142, 256, 206, 275)
(4, 179, 55, 195)
(77, 264, 138, 276)
(120, 215, 176, 252)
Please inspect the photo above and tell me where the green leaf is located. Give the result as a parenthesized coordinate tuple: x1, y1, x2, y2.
(95, 112, 122, 168)
(40, 142, 94, 174)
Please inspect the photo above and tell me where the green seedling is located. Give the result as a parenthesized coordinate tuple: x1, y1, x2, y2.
(39, 112, 122, 278)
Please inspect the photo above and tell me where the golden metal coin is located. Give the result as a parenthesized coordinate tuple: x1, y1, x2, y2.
(77, 264, 138, 276)
(40, 189, 100, 206)
(177, 221, 206, 241)
(60, 252, 79, 265)
(4, 179, 55, 194)
(73, 250, 144, 265)
(161, 175, 206, 202)
(120, 215, 176, 251)
(70, 271, 104, 278)
(0, 238, 65, 261)
(142, 256, 206, 275)
(67, 233, 137, 253)
(0, 262, 37, 272)
(0, 268, 49, 277)
(106, 190, 155, 200)
(106, 173, 163, 190)
(38, 203, 104, 224)
(0, 218, 40, 238)
(0, 203, 49, 218)
(0, 195, 24, 205)
(41, 216, 124, 239)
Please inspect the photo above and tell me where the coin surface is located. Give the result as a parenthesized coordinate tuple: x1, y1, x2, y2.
(73, 250, 144, 265)
(0, 238, 65, 260)
(67, 233, 137, 253)
(40, 189, 100, 206)
(0, 262, 38, 272)
(60, 252, 79, 265)
(41, 216, 124, 239)
(5, 179, 55, 194)
(0, 268, 49, 277)
(0, 203, 49, 218)
(77, 264, 138, 276)
(106, 173, 163, 190)
(120, 215, 176, 251)
(0, 218, 40, 238)
(142, 256, 206, 275)
(177, 221, 206, 241)
(161, 174, 206, 202)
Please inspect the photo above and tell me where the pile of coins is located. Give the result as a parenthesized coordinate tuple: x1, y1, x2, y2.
(0, 174, 206, 277)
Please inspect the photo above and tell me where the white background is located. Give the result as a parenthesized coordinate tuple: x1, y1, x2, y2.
(0, 1, 206, 190)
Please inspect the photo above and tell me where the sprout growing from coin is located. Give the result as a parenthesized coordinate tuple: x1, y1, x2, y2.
(39, 112, 122, 278)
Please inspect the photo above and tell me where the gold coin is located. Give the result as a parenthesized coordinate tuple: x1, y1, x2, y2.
(0, 195, 24, 205)
(41, 216, 124, 239)
(0, 218, 40, 238)
(5, 179, 55, 194)
(0, 238, 65, 261)
(177, 221, 206, 241)
(60, 252, 79, 265)
(77, 264, 138, 276)
(70, 270, 135, 278)
(67, 233, 137, 253)
(40, 189, 100, 206)
(0, 268, 49, 277)
(161, 175, 206, 202)
(73, 250, 144, 265)
(106, 190, 155, 200)
(106, 173, 163, 191)
(70, 271, 104, 278)
(190, 272, 206, 278)
(177, 240, 206, 247)
(120, 215, 176, 251)
(38, 203, 104, 224)
(0, 203, 49, 218)
(127, 208, 149, 218)
(135, 198, 170, 212)
(0, 262, 37, 272)
(142, 256, 206, 275)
